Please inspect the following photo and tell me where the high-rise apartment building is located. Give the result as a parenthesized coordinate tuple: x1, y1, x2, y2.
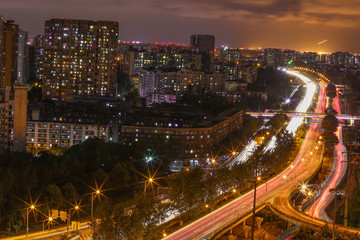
(33, 35, 44, 83)
(139, 70, 156, 98)
(1, 20, 19, 88)
(0, 86, 28, 152)
(190, 34, 215, 72)
(43, 19, 119, 100)
(17, 29, 29, 85)
(0, 16, 3, 82)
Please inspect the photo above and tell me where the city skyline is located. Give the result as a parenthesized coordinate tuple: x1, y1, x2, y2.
(2, 0, 360, 53)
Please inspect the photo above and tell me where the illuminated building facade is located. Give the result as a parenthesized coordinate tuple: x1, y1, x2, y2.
(1, 19, 19, 88)
(121, 109, 243, 161)
(17, 29, 29, 85)
(43, 19, 119, 100)
(33, 35, 44, 83)
(0, 86, 28, 152)
(26, 121, 109, 149)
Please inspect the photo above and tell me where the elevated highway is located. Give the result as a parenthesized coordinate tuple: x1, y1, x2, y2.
(247, 111, 360, 120)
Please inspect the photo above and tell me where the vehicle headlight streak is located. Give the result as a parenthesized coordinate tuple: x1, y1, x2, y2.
(230, 70, 316, 166)
(265, 70, 316, 151)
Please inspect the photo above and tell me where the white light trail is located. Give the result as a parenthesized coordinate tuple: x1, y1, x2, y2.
(230, 70, 316, 165)
(265, 70, 316, 151)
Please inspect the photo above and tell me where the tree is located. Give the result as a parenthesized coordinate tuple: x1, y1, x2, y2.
(326, 83, 337, 99)
(322, 114, 339, 133)
(116, 63, 131, 97)
(109, 162, 133, 190)
(45, 184, 65, 210)
(93, 193, 169, 240)
(167, 167, 206, 217)
(61, 183, 80, 204)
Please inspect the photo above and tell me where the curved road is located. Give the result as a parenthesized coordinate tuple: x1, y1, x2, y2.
(164, 71, 324, 240)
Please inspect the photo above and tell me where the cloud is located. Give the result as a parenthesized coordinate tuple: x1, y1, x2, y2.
(2, 0, 360, 52)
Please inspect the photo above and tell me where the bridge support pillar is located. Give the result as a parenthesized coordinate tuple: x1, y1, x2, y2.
(256, 217, 263, 230)
(228, 235, 236, 240)
(243, 225, 251, 238)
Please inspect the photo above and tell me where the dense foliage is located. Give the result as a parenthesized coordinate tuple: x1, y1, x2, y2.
(93, 129, 296, 240)
(0, 138, 170, 235)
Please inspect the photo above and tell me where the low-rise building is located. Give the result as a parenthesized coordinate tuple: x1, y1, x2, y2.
(121, 109, 243, 163)
(26, 121, 109, 149)
(147, 94, 176, 106)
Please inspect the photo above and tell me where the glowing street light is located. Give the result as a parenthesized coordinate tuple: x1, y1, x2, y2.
(205, 204, 215, 237)
(145, 156, 153, 163)
(139, 167, 162, 198)
(43, 216, 54, 232)
(67, 203, 82, 234)
(26, 205, 36, 236)
(91, 189, 101, 222)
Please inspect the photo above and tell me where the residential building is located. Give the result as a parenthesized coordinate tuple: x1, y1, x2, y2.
(17, 29, 29, 85)
(139, 70, 156, 98)
(121, 108, 243, 162)
(0, 86, 28, 152)
(146, 94, 176, 106)
(26, 121, 109, 149)
(42, 19, 119, 99)
(190, 34, 215, 72)
(1, 20, 19, 88)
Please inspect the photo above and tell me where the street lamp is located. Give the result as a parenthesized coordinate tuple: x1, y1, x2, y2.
(43, 216, 53, 232)
(26, 205, 35, 236)
(251, 175, 261, 240)
(91, 190, 101, 222)
(67, 205, 80, 234)
(146, 156, 153, 163)
(144, 178, 154, 197)
(205, 204, 215, 237)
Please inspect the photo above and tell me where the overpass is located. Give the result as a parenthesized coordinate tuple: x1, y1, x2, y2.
(247, 111, 360, 120)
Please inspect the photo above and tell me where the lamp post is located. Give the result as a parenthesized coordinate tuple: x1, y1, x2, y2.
(91, 190, 100, 222)
(251, 175, 261, 240)
(43, 217, 53, 232)
(26, 205, 35, 236)
(67, 205, 79, 234)
(205, 204, 215, 237)
(330, 188, 344, 240)
(144, 178, 153, 197)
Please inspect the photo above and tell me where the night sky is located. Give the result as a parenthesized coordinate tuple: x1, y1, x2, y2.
(2, 0, 360, 52)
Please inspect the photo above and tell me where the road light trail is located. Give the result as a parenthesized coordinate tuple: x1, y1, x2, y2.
(265, 70, 316, 151)
(308, 92, 347, 221)
(163, 71, 325, 240)
(230, 69, 315, 166)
